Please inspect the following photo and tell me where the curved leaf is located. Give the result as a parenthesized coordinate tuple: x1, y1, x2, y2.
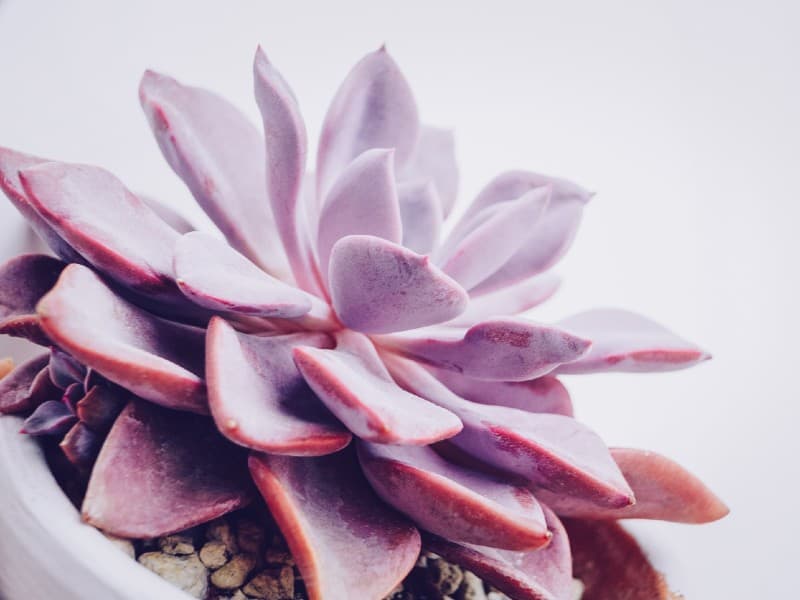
(399, 125, 459, 217)
(0, 354, 55, 414)
(452, 273, 561, 326)
(398, 180, 442, 255)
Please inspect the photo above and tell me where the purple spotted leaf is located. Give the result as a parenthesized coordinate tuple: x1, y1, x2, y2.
(37, 264, 208, 414)
(0, 254, 65, 345)
(20, 400, 77, 436)
(49, 347, 86, 388)
(60, 421, 101, 469)
(329, 235, 468, 334)
(75, 385, 128, 433)
(317, 149, 402, 284)
(398, 180, 442, 255)
(317, 46, 419, 198)
(83, 400, 253, 538)
(433, 369, 574, 417)
(293, 330, 462, 445)
(139, 70, 289, 278)
(440, 187, 551, 290)
(206, 316, 351, 456)
(451, 273, 561, 326)
(424, 504, 573, 600)
(380, 318, 591, 381)
(0, 354, 56, 414)
(249, 450, 421, 600)
(358, 441, 550, 551)
(399, 126, 459, 217)
(537, 448, 729, 523)
(554, 309, 710, 374)
(386, 355, 634, 508)
(174, 232, 312, 319)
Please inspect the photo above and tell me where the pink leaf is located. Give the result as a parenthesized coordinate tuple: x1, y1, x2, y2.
(317, 148, 402, 284)
(451, 274, 561, 326)
(60, 422, 101, 469)
(399, 125, 459, 217)
(83, 400, 253, 538)
(293, 330, 462, 445)
(358, 441, 550, 551)
(555, 309, 710, 374)
(380, 318, 590, 381)
(75, 385, 128, 434)
(329, 235, 468, 334)
(206, 317, 351, 456)
(397, 180, 442, 255)
(139, 70, 289, 278)
(249, 450, 421, 600)
(138, 194, 195, 234)
(37, 265, 208, 414)
(316, 46, 419, 198)
(0, 354, 55, 414)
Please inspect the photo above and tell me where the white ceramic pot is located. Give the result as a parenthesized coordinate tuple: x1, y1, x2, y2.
(0, 215, 190, 600)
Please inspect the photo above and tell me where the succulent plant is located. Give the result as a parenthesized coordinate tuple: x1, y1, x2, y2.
(0, 46, 727, 600)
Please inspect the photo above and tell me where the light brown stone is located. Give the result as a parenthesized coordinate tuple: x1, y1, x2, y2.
(456, 571, 487, 600)
(158, 533, 195, 555)
(210, 553, 257, 590)
(206, 517, 239, 554)
(138, 551, 208, 599)
(199, 540, 230, 569)
(242, 565, 294, 599)
(427, 557, 464, 596)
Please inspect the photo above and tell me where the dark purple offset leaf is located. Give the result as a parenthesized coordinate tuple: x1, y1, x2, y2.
(317, 46, 420, 198)
(293, 330, 462, 445)
(328, 235, 468, 334)
(433, 369, 574, 417)
(60, 421, 101, 469)
(380, 318, 590, 381)
(249, 450, 421, 600)
(537, 448, 729, 523)
(397, 180, 442, 255)
(83, 400, 253, 538)
(0, 354, 54, 414)
(20, 400, 77, 436)
(399, 125, 459, 217)
(49, 347, 86, 388)
(358, 442, 550, 551)
(0, 147, 82, 261)
(206, 317, 351, 456)
(555, 309, 710, 374)
(424, 504, 573, 600)
(76, 385, 128, 433)
(386, 355, 633, 509)
(60, 382, 84, 413)
(37, 265, 208, 414)
(0, 254, 66, 345)
(174, 232, 312, 318)
(140, 70, 290, 279)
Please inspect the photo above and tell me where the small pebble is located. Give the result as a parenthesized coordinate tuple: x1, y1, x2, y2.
(138, 551, 208, 599)
(210, 552, 258, 590)
(218, 591, 248, 600)
(103, 533, 135, 559)
(572, 578, 585, 600)
(427, 557, 464, 596)
(158, 533, 195, 555)
(206, 517, 239, 554)
(236, 517, 267, 554)
(199, 540, 230, 569)
(455, 571, 487, 600)
(243, 565, 294, 599)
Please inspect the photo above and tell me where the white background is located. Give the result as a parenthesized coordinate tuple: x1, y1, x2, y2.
(0, 1, 797, 597)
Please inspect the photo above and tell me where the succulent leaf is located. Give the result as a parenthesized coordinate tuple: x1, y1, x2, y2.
(397, 179, 443, 255)
(0, 353, 54, 414)
(399, 125, 459, 217)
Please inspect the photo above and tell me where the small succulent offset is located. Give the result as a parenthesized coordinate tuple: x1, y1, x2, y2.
(0, 46, 727, 600)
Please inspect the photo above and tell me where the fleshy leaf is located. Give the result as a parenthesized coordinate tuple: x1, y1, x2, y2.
(0, 147, 83, 261)
(317, 47, 419, 198)
(380, 318, 591, 381)
(555, 309, 710, 374)
(564, 518, 673, 600)
(0, 254, 65, 345)
(37, 265, 208, 414)
(60, 421, 101, 469)
(440, 187, 550, 290)
(386, 356, 633, 508)
(174, 232, 312, 318)
(20, 400, 77, 436)
(451, 274, 561, 326)
(139, 70, 289, 278)
(0, 354, 55, 414)
(49, 347, 86, 388)
(139, 194, 195, 234)
(398, 180, 442, 255)
(399, 126, 459, 217)
(537, 448, 729, 523)
(293, 331, 462, 445)
(317, 148, 402, 283)
(249, 450, 421, 600)
(253, 47, 321, 293)
(433, 369, 574, 417)
(329, 235, 468, 334)
(206, 317, 351, 456)
(424, 505, 573, 600)
(83, 400, 253, 538)
(358, 441, 550, 551)
(61, 382, 84, 413)
(75, 385, 128, 433)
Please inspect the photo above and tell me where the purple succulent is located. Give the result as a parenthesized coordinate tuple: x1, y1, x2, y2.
(0, 46, 727, 600)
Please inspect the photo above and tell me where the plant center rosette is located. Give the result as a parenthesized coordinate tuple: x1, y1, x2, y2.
(0, 46, 726, 600)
